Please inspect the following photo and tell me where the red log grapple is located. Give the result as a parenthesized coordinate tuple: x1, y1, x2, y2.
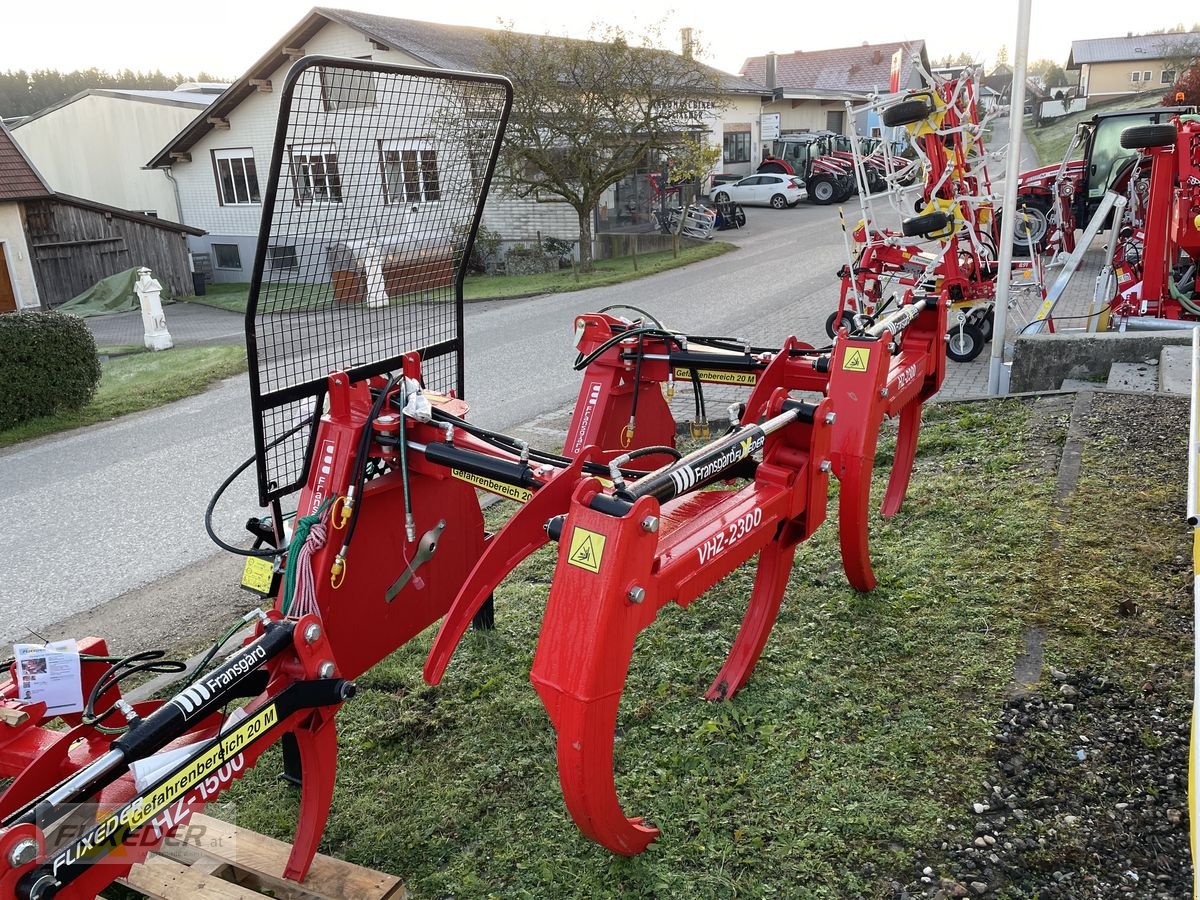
(0, 57, 952, 898)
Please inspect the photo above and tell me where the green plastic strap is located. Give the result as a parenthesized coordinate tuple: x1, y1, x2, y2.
(280, 498, 333, 617)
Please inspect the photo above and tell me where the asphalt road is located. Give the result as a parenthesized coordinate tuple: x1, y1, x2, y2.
(0, 113, 1038, 640)
(0, 204, 845, 640)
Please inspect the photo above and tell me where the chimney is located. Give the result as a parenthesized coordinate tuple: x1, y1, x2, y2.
(765, 51, 777, 90)
(1127, 31, 1133, 37)
(680, 27, 694, 60)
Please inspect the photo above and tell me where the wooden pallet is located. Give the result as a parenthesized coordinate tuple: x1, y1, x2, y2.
(113, 814, 405, 900)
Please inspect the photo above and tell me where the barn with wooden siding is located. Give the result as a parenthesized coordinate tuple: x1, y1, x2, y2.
(0, 121, 203, 310)
(21, 194, 203, 306)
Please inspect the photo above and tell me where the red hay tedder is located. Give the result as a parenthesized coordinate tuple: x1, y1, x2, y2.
(0, 58, 953, 897)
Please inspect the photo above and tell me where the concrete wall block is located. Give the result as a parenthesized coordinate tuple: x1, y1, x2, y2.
(1010, 331, 1195, 392)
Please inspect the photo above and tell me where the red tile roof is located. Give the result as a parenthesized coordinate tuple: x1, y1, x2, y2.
(0, 123, 50, 201)
(741, 40, 928, 94)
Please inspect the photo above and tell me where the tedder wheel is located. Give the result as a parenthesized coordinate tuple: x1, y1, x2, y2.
(976, 308, 995, 342)
(1009, 200, 1049, 253)
(825, 310, 855, 338)
(946, 322, 985, 363)
(770, 193, 788, 209)
(1119, 123, 1177, 150)
(808, 176, 837, 205)
(901, 210, 953, 238)
(882, 97, 934, 127)
(733, 204, 747, 227)
(714, 191, 730, 203)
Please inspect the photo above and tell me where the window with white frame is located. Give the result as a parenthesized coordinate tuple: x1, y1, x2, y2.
(288, 145, 342, 204)
(379, 143, 441, 204)
(1131, 71, 1141, 83)
(1144, 70, 1152, 82)
(212, 149, 260, 206)
(1163, 69, 1177, 84)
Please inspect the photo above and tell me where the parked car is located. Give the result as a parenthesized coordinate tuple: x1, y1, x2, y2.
(709, 173, 804, 209)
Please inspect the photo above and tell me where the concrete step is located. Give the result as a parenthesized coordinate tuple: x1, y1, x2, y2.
(1158, 344, 1192, 395)
(1105, 361, 1158, 392)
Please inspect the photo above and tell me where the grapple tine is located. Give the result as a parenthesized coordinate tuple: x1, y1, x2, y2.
(881, 401, 923, 519)
(836, 454, 878, 592)
(705, 536, 798, 701)
(536, 691, 660, 855)
(283, 712, 339, 882)
(530, 483, 662, 855)
(424, 452, 588, 685)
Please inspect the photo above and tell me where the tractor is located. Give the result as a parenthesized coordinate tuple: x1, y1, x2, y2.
(1015, 105, 1195, 255)
(761, 133, 855, 204)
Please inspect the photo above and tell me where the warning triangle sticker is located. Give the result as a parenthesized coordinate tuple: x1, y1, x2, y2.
(567, 527, 606, 574)
(842, 347, 871, 373)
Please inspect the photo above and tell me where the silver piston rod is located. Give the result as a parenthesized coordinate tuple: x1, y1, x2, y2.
(864, 296, 938, 339)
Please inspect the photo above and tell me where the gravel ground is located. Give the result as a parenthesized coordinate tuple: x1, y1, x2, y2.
(889, 391, 1193, 900)
(893, 668, 1190, 899)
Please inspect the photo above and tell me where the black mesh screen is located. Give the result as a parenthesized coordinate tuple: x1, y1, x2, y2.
(245, 58, 511, 504)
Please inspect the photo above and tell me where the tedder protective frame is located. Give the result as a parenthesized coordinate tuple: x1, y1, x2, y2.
(244, 56, 512, 505)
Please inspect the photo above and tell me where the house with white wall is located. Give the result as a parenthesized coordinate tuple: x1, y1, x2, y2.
(11, 87, 221, 222)
(147, 8, 769, 282)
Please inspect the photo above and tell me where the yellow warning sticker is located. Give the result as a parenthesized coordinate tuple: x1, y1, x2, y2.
(451, 469, 533, 503)
(567, 527, 606, 574)
(841, 346, 872, 373)
(240, 556, 275, 594)
(672, 367, 757, 386)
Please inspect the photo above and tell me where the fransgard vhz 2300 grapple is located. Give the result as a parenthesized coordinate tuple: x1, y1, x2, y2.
(0, 58, 958, 897)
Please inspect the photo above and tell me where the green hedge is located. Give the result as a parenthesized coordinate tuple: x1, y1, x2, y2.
(0, 311, 102, 430)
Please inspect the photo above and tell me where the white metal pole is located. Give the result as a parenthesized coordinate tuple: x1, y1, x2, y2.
(988, 0, 1033, 395)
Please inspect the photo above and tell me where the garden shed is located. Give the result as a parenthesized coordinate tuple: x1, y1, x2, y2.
(0, 121, 203, 309)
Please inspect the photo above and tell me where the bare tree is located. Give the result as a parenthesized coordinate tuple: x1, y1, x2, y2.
(483, 23, 726, 272)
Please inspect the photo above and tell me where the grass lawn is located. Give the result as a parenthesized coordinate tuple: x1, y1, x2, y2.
(215, 396, 1190, 898)
(1024, 95, 1161, 166)
(183, 242, 735, 314)
(0, 345, 247, 449)
(463, 242, 734, 300)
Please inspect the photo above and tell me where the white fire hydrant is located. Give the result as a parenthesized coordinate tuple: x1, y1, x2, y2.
(134, 266, 174, 351)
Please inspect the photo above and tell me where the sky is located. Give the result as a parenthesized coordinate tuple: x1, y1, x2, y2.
(1, 1, 1196, 79)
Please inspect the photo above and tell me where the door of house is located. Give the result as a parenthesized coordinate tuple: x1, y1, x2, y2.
(825, 110, 845, 134)
(0, 243, 17, 312)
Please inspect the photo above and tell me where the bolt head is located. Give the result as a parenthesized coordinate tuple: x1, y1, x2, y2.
(823, 411, 837, 425)
(819, 460, 832, 473)
(627, 586, 646, 604)
(303, 622, 322, 645)
(318, 661, 336, 678)
(879, 387, 889, 398)
(9, 837, 37, 867)
(641, 516, 660, 533)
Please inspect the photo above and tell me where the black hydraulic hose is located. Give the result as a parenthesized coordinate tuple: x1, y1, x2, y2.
(573, 326, 686, 370)
(342, 373, 403, 551)
(427, 408, 679, 476)
(628, 334, 645, 435)
(205, 414, 317, 558)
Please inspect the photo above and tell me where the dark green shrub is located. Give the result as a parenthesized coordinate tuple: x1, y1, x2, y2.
(0, 311, 102, 430)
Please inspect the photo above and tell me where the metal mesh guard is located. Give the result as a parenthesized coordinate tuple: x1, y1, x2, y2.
(245, 58, 511, 504)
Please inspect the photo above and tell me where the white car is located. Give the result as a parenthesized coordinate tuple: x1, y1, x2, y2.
(709, 174, 805, 209)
